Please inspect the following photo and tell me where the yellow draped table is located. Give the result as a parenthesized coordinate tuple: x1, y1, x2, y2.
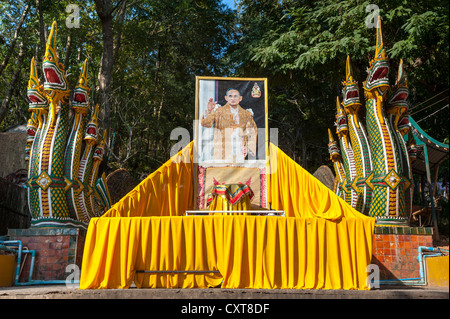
(80, 215, 374, 290)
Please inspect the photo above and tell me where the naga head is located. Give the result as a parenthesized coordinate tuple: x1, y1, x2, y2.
(335, 96, 348, 137)
(27, 57, 48, 111)
(342, 55, 361, 112)
(25, 144, 31, 162)
(85, 104, 99, 144)
(93, 130, 107, 162)
(397, 114, 410, 137)
(388, 59, 409, 111)
(26, 112, 38, 144)
(363, 16, 390, 96)
(407, 131, 417, 162)
(42, 21, 69, 100)
(72, 59, 90, 112)
(387, 59, 410, 132)
(327, 128, 341, 161)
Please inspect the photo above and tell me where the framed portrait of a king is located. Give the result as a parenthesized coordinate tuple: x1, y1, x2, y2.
(194, 76, 269, 209)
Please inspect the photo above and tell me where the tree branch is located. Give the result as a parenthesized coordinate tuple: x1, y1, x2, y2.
(0, 42, 26, 125)
(0, 3, 30, 77)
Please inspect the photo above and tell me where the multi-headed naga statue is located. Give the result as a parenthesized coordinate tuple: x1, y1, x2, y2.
(328, 17, 416, 225)
(25, 21, 111, 228)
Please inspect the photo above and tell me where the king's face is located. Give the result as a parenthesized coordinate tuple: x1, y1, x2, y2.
(225, 90, 242, 107)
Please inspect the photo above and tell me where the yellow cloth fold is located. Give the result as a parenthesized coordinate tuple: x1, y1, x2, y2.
(80, 216, 373, 290)
(80, 141, 375, 290)
(103, 141, 194, 217)
(268, 143, 370, 220)
(208, 184, 252, 215)
(208, 195, 251, 214)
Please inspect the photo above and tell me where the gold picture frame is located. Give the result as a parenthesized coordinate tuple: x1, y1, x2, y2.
(194, 76, 269, 209)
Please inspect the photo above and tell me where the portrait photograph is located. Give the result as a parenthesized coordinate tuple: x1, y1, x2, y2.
(195, 76, 268, 167)
(194, 76, 269, 209)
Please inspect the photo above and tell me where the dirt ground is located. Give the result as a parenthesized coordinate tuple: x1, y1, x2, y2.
(433, 234, 449, 251)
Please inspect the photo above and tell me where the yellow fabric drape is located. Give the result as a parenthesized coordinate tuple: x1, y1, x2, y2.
(103, 141, 194, 218)
(80, 141, 375, 290)
(267, 142, 369, 220)
(80, 216, 373, 290)
(208, 195, 250, 214)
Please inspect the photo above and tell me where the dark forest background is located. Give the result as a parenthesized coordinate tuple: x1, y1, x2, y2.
(1, 0, 448, 181)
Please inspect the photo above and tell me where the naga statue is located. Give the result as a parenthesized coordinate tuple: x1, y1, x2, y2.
(363, 17, 408, 223)
(25, 21, 111, 229)
(341, 56, 373, 215)
(327, 17, 417, 225)
(327, 128, 347, 200)
(335, 96, 358, 208)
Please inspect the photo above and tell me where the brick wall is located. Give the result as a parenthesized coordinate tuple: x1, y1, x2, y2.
(6, 225, 435, 283)
(372, 226, 433, 280)
(7, 228, 86, 282)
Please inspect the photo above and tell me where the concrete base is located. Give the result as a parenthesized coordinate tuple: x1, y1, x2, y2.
(0, 285, 448, 299)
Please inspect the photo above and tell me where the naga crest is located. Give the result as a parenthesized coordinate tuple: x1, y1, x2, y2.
(327, 128, 341, 161)
(85, 104, 100, 143)
(342, 55, 361, 110)
(93, 130, 107, 162)
(27, 57, 48, 111)
(73, 59, 90, 112)
(335, 96, 348, 137)
(397, 115, 410, 136)
(387, 59, 410, 132)
(363, 16, 390, 95)
(407, 132, 417, 161)
(42, 21, 69, 98)
(26, 112, 38, 142)
(388, 59, 409, 111)
(25, 112, 38, 161)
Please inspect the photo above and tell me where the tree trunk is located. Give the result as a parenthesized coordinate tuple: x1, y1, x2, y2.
(0, 42, 25, 125)
(95, 0, 114, 144)
(0, 4, 29, 77)
(94, 0, 128, 145)
(64, 30, 72, 70)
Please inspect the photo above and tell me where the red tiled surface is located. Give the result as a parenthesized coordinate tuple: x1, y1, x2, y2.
(372, 233, 433, 280)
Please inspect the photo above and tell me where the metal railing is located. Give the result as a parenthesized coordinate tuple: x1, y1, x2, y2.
(185, 210, 285, 216)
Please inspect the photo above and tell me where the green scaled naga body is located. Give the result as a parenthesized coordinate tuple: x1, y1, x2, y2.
(64, 59, 91, 223)
(29, 21, 74, 226)
(25, 21, 111, 229)
(75, 104, 105, 222)
(362, 17, 407, 223)
(327, 128, 348, 201)
(335, 97, 358, 208)
(341, 56, 373, 215)
(26, 57, 49, 219)
(386, 60, 413, 218)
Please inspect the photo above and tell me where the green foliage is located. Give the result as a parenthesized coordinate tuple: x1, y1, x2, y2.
(230, 0, 449, 171)
(0, 0, 234, 175)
